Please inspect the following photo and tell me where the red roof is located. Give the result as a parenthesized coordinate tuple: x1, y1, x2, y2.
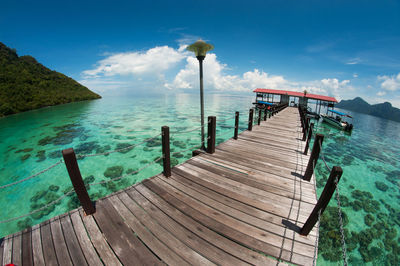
(253, 88, 337, 102)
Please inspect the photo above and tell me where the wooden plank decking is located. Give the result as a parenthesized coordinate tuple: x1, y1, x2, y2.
(1, 107, 318, 265)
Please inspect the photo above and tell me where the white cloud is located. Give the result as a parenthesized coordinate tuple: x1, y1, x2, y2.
(346, 57, 361, 65)
(378, 73, 400, 91)
(82, 43, 355, 100)
(377, 91, 386, 96)
(165, 53, 289, 92)
(353, 73, 358, 78)
(83, 46, 186, 77)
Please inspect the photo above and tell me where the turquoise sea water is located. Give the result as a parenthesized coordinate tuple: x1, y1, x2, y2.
(0, 94, 399, 265)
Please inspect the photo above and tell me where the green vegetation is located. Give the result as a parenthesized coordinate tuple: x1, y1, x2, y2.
(0, 42, 101, 117)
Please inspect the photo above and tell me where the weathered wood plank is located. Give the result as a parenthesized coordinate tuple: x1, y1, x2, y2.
(188, 158, 316, 204)
(109, 193, 193, 265)
(12, 232, 22, 266)
(161, 175, 316, 246)
(175, 164, 314, 216)
(0, 237, 3, 266)
(153, 177, 315, 258)
(94, 198, 162, 265)
(125, 188, 248, 266)
(172, 166, 311, 224)
(143, 178, 313, 265)
(191, 155, 316, 196)
(21, 228, 33, 266)
(31, 224, 45, 266)
(2, 236, 12, 265)
(60, 214, 88, 266)
(50, 217, 73, 265)
(170, 172, 318, 238)
(79, 209, 122, 266)
(135, 183, 282, 266)
(40, 221, 58, 265)
(69, 210, 103, 266)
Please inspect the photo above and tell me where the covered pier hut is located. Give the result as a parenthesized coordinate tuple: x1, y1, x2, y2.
(254, 88, 338, 115)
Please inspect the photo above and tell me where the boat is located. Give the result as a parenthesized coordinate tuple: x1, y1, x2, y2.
(254, 100, 274, 110)
(321, 109, 353, 132)
(306, 107, 320, 119)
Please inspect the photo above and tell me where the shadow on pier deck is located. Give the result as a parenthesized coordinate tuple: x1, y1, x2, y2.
(1, 107, 320, 266)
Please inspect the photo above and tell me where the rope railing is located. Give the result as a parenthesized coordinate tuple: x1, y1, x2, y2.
(170, 124, 204, 134)
(78, 133, 162, 158)
(334, 175, 349, 266)
(0, 111, 241, 228)
(170, 140, 205, 156)
(0, 159, 64, 189)
(1, 133, 163, 190)
(305, 134, 348, 266)
(88, 156, 164, 187)
(0, 188, 75, 224)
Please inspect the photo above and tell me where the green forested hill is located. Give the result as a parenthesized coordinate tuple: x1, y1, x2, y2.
(0, 42, 101, 117)
(336, 97, 400, 123)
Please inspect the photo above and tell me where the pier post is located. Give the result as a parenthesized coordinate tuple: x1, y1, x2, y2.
(248, 109, 253, 131)
(263, 109, 267, 121)
(161, 126, 171, 177)
(207, 116, 216, 154)
(258, 109, 262, 125)
(300, 166, 343, 236)
(62, 148, 95, 215)
(304, 134, 324, 181)
(234, 111, 239, 140)
(304, 123, 314, 155)
(302, 117, 310, 141)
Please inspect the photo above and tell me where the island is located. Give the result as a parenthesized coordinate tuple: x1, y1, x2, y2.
(0, 42, 101, 117)
(336, 97, 400, 123)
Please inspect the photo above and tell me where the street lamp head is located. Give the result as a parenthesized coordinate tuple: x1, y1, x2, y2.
(187, 40, 214, 58)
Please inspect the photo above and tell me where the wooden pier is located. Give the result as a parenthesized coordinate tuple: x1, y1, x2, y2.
(1, 107, 320, 266)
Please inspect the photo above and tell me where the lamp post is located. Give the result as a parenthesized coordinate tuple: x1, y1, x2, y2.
(187, 40, 214, 150)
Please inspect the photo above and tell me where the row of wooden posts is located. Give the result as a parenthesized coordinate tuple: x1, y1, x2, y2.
(60, 104, 288, 217)
(61, 104, 341, 236)
(298, 106, 343, 235)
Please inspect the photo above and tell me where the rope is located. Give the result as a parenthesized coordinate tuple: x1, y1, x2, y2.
(88, 156, 164, 187)
(217, 130, 234, 139)
(312, 209, 322, 266)
(334, 175, 349, 266)
(0, 159, 64, 189)
(170, 125, 204, 134)
(318, 140, 331, 172)
(0, 188, 75, 224)
(311, 157, 321, 266)
(78, 133, 162, 158)
(171, 142, 204, 155)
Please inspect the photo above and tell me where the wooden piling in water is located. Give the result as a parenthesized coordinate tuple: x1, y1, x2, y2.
(248, 109, 253, 131)
(62, 148, 95, 215)
(161, 126, 171, 177)
(234, 111, 239, 140)
(300, 166, 343, 236)
(302, 117, 310, 141)
(304, 123, 314, 155)
(258, 109, 262, 125)
(304, 134, 324, 181)
(207, 116, 216, 154)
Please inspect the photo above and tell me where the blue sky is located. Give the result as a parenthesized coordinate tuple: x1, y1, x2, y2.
(1, 0, 400, 106)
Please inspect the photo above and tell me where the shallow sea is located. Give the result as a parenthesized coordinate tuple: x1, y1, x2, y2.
(0, 93, 399, 265)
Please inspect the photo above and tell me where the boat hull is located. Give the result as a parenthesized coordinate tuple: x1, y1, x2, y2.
(321, 114, 352, 131)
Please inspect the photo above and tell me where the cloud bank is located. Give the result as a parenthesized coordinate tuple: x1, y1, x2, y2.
(82, 44, 354, 99)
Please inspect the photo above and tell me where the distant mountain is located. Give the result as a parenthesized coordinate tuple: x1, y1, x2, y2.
(336, 97, 400, 122)
(0, 42, 101, 117)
